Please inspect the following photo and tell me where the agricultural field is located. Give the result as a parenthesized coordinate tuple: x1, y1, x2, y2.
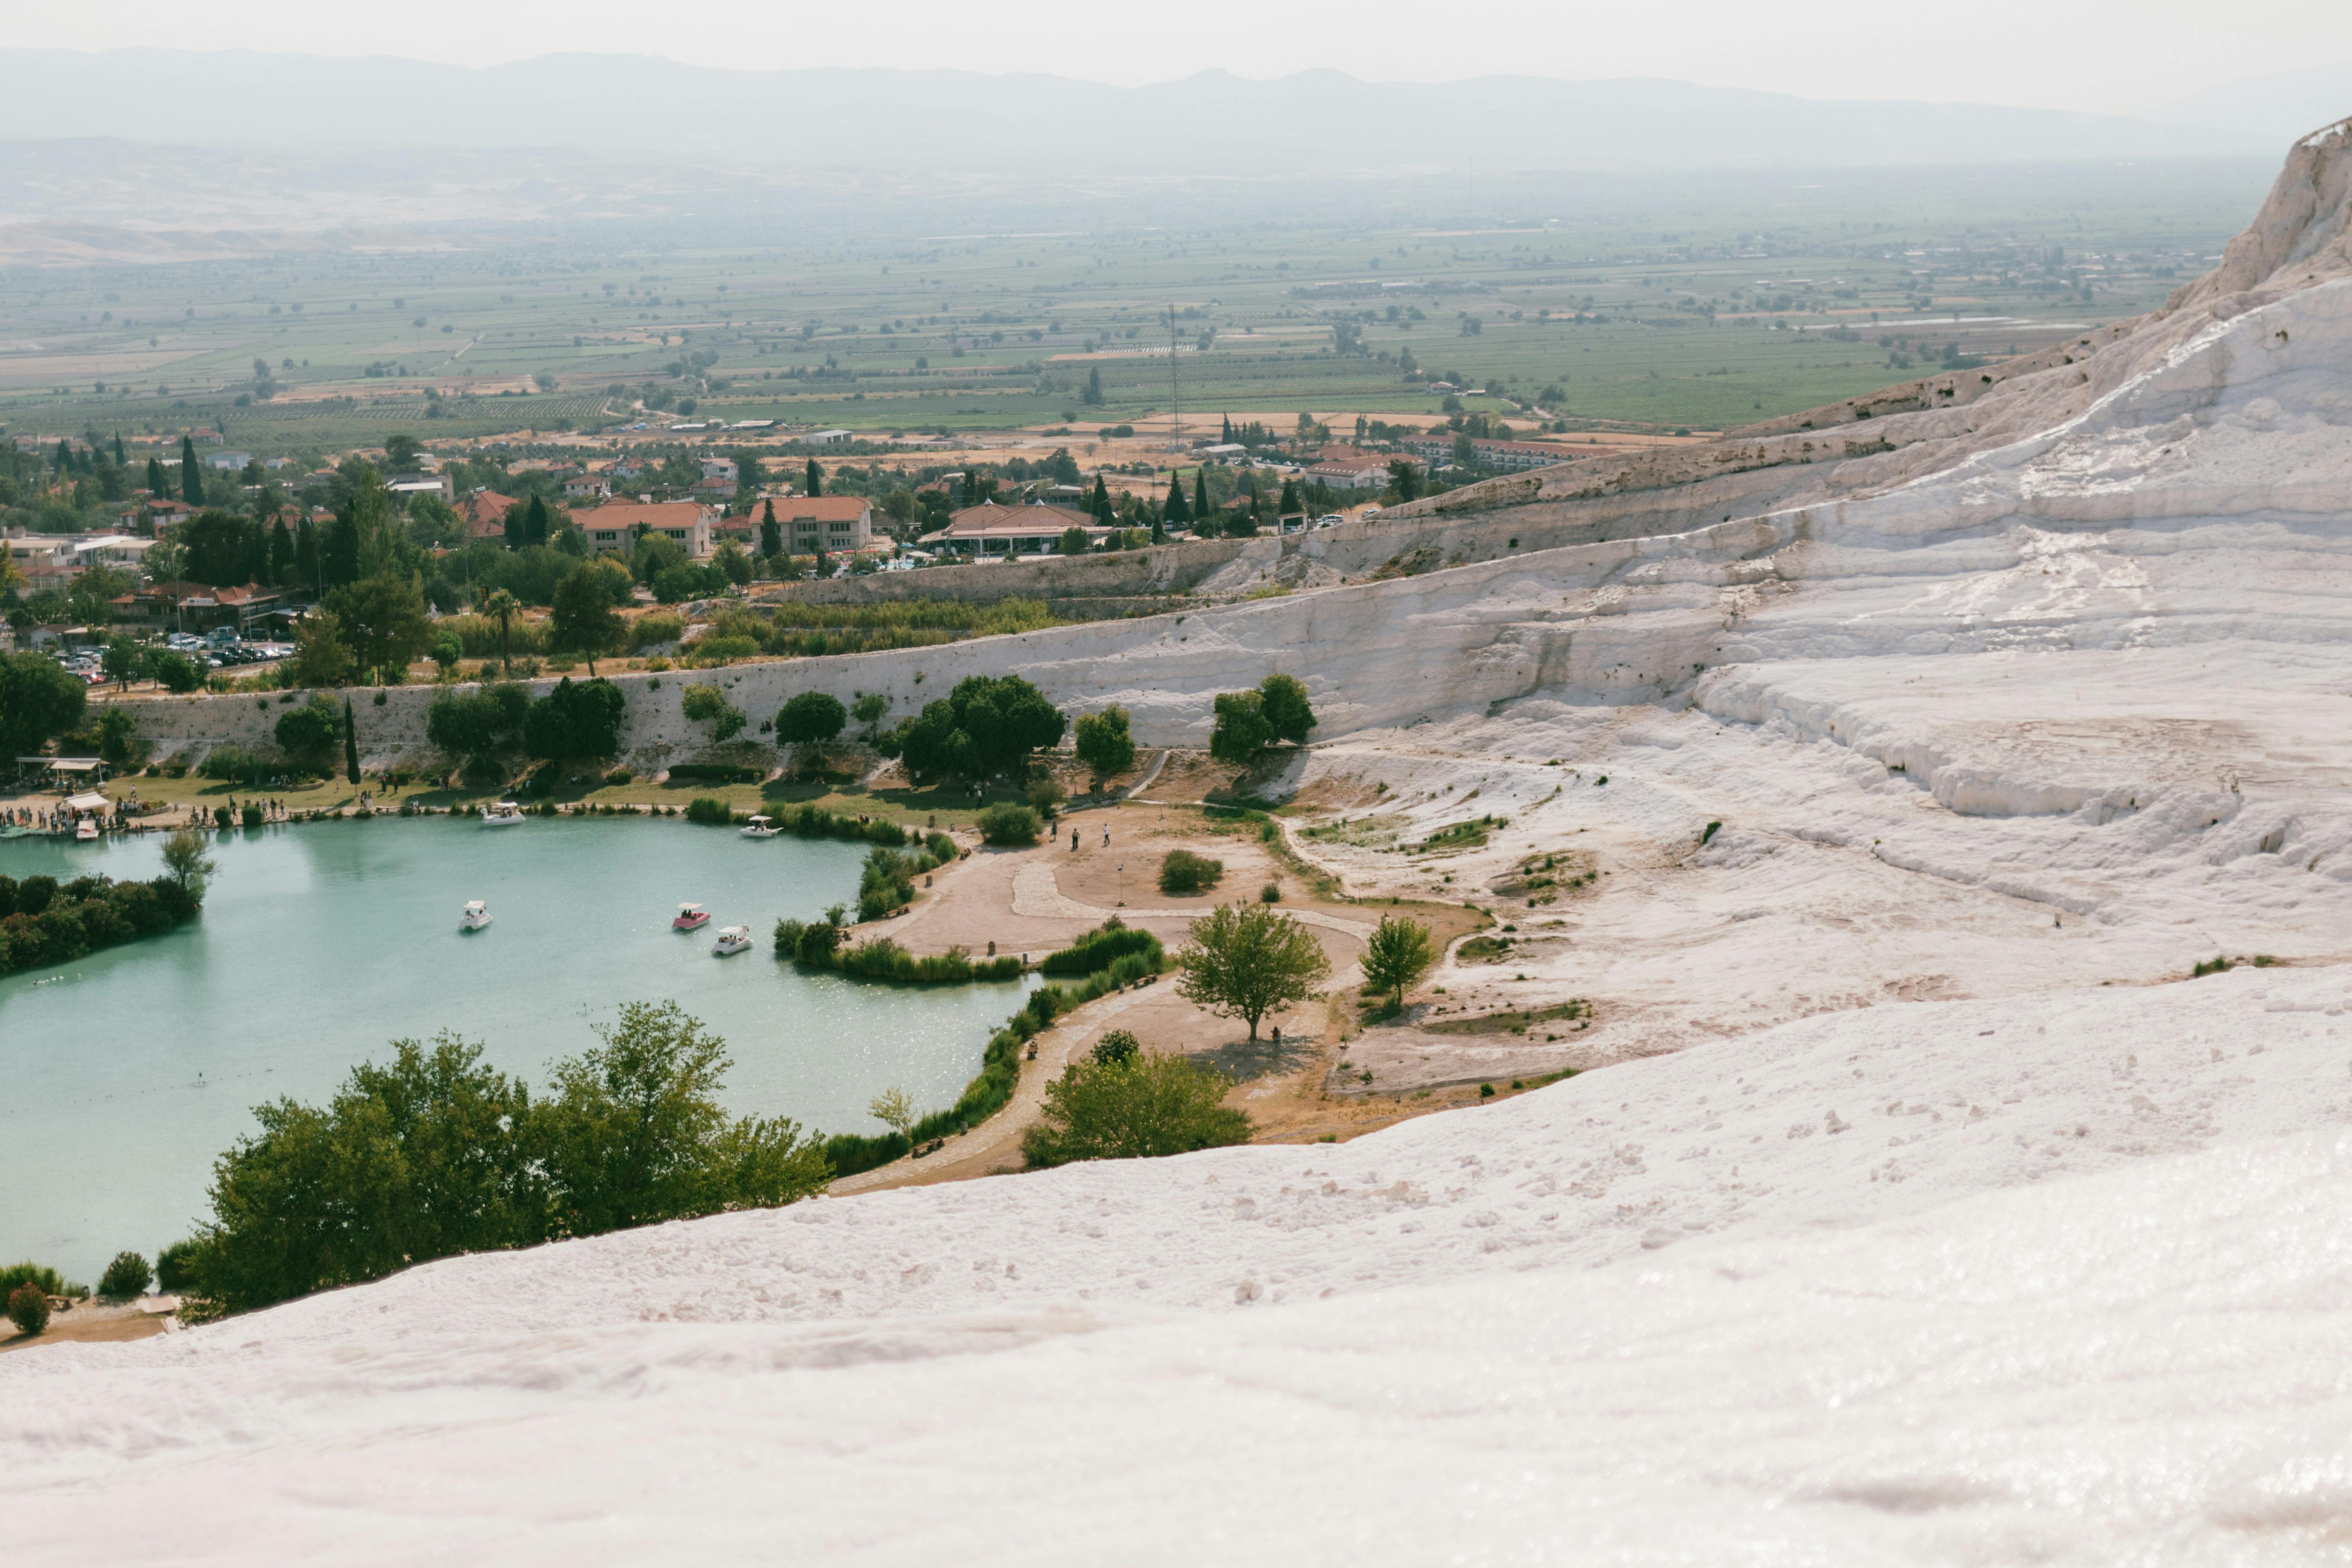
(0, 158, 2276, 457)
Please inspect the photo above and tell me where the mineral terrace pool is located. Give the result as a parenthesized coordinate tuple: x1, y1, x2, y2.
(0, 816, 1030, 1283)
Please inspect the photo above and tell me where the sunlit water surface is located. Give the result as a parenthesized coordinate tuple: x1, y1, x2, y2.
(0, 818, 1028, 1282)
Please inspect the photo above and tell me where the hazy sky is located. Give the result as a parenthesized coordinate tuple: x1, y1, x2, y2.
(14, 0, 2349, 116)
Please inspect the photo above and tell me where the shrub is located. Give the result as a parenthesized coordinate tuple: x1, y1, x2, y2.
(977, 803, 1042, 847)
(200, 742, 276, 786)
(6, 1282, 49, 1336)
(926, 831, 958, 863)
(1040, 922, 1164, 976)
(1260, 881, 1281, 902)
(684, 796, 732, 825)
(1158, 849, 1224, 894)
(629, 614, 685, 651)
(1091, 1029, 1140, 1066)
(1021, 1053, 1252, 1168)
(0, 1261, 65, 1298)
(98, 1250, 151, 1299)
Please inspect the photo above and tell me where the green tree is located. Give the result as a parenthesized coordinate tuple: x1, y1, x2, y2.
(1387, 458, 1423, 501)
(181, 511, 258, 588)
(0, 651, 87, 760)
(145, 455, 168, 496)
(7, 1282, 49, 1337)
(850, 691, 890, 739)
(682, 682, 747, 742)
(431, 630, 463, 675)
(383, 434, 422, 472)
(1073, 704, 1136, 790)
(293, 517, 322, 594)
(481, 588, 520, 676)
(888, 674, 1065, 782)
(1020, 1051, 1251, 1168)
(1163, 473, 1191, 527)
(1360, 914, 1438, 1010)
(1259, 673, 1315, 743)
(95, 705, 143, 769)
(868, 1086, 915, 1148)
(323, 575, 431, 682)
(1082, 364, 1104, 406)
(534, 1001, 827, 1236)
(288, 609, 356, 688)
(101, 635, 145, 691)
(1193, 469, 1208, 523)
(1059, 525, 1091, 555)
(149, 649, 205, 694)
(426, 682, 529, 766)
(1176, 902, 1331, 1042)
(179, 435, 203, 504)
(550, 565, 624, 675)
(274, 694, 344, 773)
(976, 802, 1042, 846)
(98, 1251, 150, 1300)
(1090, 474, 1112, 522)
(805, 458, 822, 497)
(160, 827, 216, 903)
(524, 676, 626, 761)
(344, 696, 361, 782)
(1208, 689, 1270, 764)
(759, 498, 782, 561)
(775, 689, 848, 747)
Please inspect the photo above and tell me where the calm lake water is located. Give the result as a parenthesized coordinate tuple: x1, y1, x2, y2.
(0, 817, 1030, 1284)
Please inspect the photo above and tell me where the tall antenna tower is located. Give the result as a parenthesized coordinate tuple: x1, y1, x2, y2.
(1167, 302, 1182, 451)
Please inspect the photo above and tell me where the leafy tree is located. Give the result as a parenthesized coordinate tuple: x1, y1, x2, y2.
(267, 517, 296, 584)
(535, 1001, 827, 1237)
(1020, 1051, 1250, 1168)
(1277, 477, 1302, 515)
(98, 1251, 151, 1300)
(101, 635, 145, 691)
(775, 690, 847, 747)
(1259, 673, 1315, 743)
(868, 1086, 915, 1147)
(1387, 458, 1423, 501)
(890, 674, 1065, 782)
(850, 692, 890, 738)
(431, 630, 463, 675)
(1091, 1029, 1139, 1067)
(293, 517, 322, 594)
(513, 494, 552, 551)
(95, 706, 142, 769)
(480, 588, 520, 676)
(1158, 848, 1223, 894)
(323, 575, 432, 682)
(426, 682, 529, 766)
(524, 676, 626, 760)
(1360, 914, 1438, 1009)
(149, 649, 204, 694)
(1059, 525, 1092, 555)
(160, 827, 215, 903)
(550, 565, 625, 674)
(181, 511, 259, 588)
(1208, 689, 1270, 764)
(274, 694, 345, 773)
(1176, 902, 1331, 1042)
(631, 530, 687, 586)
(288, 609, 356, 688)
(1082, 364, 1104, 406)
(383, 434, 422, 472)
(1074, 704, 1136, 790)
(0, 651, 87, 760)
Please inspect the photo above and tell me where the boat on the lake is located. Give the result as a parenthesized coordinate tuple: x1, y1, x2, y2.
(672, 902, 711, 931)
(711, 925, 752, 956)
(459, 900, 493, 932)
(75, 818, 98, 841)
(740, 815, 780, 838)
(480, 801, 526, 827)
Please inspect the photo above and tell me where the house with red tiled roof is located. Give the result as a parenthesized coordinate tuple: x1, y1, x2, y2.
(576, 500, 716, 561)
(919, 501, 1102, 558)
(454, 490, 517, 541)
(718, 495, 873, 555)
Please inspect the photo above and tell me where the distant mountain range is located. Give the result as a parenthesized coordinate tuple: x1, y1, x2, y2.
(0, 49, 2284, 172)
(2155, 62, 2352, 145)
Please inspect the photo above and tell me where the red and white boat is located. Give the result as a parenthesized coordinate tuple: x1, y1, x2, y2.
(672, 902, 711, 931)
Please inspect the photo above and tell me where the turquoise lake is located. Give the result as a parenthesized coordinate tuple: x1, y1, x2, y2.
(0, 818, 1030, 1284)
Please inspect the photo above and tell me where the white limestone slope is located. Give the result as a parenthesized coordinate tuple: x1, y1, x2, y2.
(15, 124, 2352, 1564)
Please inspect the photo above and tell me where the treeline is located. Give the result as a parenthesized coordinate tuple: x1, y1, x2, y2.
(174, 1003, 830, 1319)
(0, 835, 211, 978)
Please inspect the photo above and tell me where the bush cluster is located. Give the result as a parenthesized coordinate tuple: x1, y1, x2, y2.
(1021, 1052, 1251, 1168)
(1040, 920, 1163, 976)
(98, 1251, 151, 1300)
(1158, 849, 1225, 894)
(0, 871, 200, 978)
(977, 803, 1042, 846)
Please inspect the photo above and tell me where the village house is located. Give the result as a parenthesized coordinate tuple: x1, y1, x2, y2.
(575, 500, 716, 560)
(1304, 453, 1399, 491)
(716, 495, 874, 555)
(1399, 433, 1574, 472)
(919, 501, 1103, 558)
(564, 474, 613, 501)
(110, 580, 287, 636)
(454, 490, 517, 541)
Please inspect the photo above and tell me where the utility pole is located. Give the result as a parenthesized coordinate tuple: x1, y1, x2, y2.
(1167, 302, 1182, 451)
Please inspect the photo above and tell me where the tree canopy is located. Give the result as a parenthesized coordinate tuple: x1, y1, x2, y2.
(524, 676, 626, 761)
(0, 651, 88, 761)
(1074, 704, 1137, 789)
(890, 674, 1065, 781)
(775, 690, 847, 746)
(322, 575, 431, 683)
(550, 564, 625, 674)
(1175, 902, 1332, 1042)
(1360, 914, 1438, 1010)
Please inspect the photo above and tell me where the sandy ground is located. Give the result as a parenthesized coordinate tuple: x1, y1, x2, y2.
(0, 1299, 170, 1357)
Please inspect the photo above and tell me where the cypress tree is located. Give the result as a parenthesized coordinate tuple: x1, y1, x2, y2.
(1193, 470, 1208, 523)
(1090, 474, 1111, 522)
(113, 434, 126, 467)
(146, 456, 167, 496)
(1222, 414, 1234, 443)
(180, 435, 204, 505)
(1163, 475, 1190, 527)
(1278, 477, 1302, 515)
(524, 494, 551, 549)
(1083, 364, 1102, 406)
(268, 518, 295, 584)
(344, 698, 361, 785)
(760, 497, 781, 560)
(52, 439, 70, 475)
(294, 518, 321, 595)
(806, 458, 822, 497)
